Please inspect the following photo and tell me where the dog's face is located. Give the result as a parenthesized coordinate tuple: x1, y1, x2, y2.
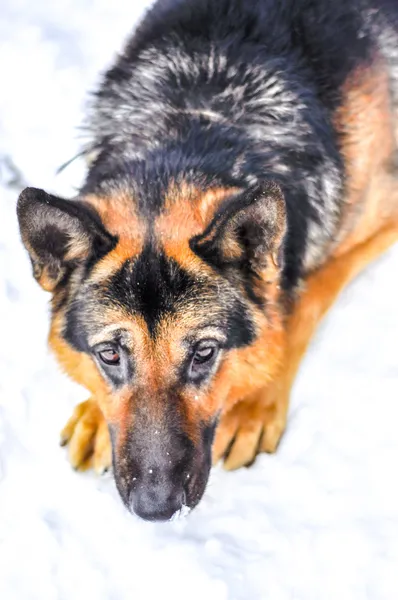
(17, 181, 286, 520)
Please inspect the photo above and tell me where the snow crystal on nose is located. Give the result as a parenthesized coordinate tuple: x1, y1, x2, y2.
(169, 504, 192, 522)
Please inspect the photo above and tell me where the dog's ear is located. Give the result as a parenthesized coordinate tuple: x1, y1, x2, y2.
(17, 187, 116, 292)
(190, 181, 287, 282)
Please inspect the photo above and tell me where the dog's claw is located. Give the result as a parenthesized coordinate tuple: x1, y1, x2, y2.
(212, 397, 287, 470)
(61, 399, 112, 474)
(96, 465, 109, 476)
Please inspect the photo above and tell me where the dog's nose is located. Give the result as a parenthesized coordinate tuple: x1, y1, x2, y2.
(131, 478, 184, 522)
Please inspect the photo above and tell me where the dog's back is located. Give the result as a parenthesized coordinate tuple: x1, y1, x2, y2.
(84, 0, 398, 288)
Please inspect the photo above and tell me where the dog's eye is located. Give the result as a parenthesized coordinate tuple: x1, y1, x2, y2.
(189, 341, 219, 380)
(193, 346, 215, 365)
(98, 347, 120, 366)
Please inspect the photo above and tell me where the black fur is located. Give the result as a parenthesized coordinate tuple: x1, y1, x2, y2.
(83, 0, 397, 290)
(117, 243, 196, 337)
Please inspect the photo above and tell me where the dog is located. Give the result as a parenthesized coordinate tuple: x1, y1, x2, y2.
(17, 0, 398, 521)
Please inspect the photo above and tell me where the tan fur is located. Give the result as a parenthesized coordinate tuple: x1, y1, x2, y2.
(333, 58, 397, 255)
(158, 183, 240, 239)
(214, 220, 398, 468)
(85, 192, 146, 283)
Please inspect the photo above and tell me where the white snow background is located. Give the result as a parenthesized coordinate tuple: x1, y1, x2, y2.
(1, 1, 398, 599)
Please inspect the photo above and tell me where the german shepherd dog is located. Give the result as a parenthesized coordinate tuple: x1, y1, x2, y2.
(17, 0, 398, 521)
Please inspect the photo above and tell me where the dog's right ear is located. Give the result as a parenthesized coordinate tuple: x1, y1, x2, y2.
(17, 187, 116, 292)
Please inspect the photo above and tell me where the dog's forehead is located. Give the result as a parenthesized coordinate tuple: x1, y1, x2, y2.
(73, 238, 255, 354)
(103, 243, 217, 333)
(81, 240, 223, 339)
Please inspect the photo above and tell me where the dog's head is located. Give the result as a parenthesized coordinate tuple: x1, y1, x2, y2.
(17, 180, 286, 520)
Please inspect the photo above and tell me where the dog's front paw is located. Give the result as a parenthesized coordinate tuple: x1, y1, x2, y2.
(60, 399, 112, 474)
(212, 394, 287, 470)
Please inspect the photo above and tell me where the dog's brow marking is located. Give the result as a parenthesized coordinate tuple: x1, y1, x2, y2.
(88, 325, 130, 347)
(188, 326, 227, 344)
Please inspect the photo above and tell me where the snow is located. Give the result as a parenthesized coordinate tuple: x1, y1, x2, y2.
(1, 1, 398, 599)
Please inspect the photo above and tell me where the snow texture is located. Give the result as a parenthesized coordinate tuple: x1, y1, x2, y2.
(1, 2, 398, 599)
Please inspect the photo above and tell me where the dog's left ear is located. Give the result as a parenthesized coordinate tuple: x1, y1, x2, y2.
(190, 181, 287, 280)
(17, 187, 115, 292)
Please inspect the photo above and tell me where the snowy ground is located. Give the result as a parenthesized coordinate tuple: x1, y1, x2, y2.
(1, 2, 398, 599)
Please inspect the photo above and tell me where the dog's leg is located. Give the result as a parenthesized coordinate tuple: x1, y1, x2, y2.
(213, 222, 398, 470)
(60, 399, 112, 474)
